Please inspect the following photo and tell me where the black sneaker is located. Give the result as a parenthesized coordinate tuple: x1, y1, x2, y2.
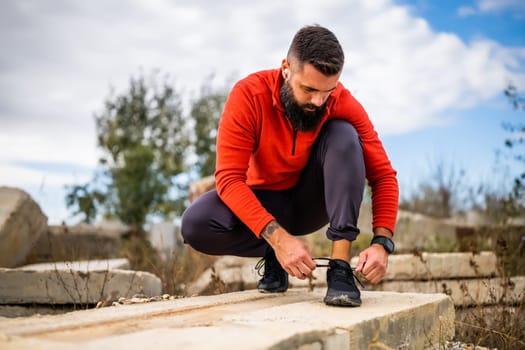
(255, 250, 289, 293)
(323, 259, 362, 307)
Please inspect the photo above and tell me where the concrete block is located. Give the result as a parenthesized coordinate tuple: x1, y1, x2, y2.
(377, 276, 525, 306)
(0, 268, 162, 304)
(347, 298, 455, 350)
(0, 289, 454, 350)
(324, 329, 351, 350)
(18, 258, 130, 272)
(0, 336, 72, 350)
(189, 252, 503, 299)
(148, 221, 182, 259)
(187, 256, 259, 295)
(0, 305, 71, 318)
(418, 251, 498, 279)
(297, 341, 322, 350)
(351, 251, 498, 281)
(187, 256, 329, 295)
(0, 187, 47, 267)
(48, 221, 130, 238)
(26, 230, 120, 264)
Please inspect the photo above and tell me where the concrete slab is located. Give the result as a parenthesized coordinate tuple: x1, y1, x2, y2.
(26, 230, 120, 264)
(18, 259, 130, 272)
(351, 251, 499, 281)
(378, 276, 525, 306)
(188, 252, 500, 295)
(0, 187, 47, 267)
(0, 305, 72, 318)
(48, 221, 130, 238)
(0, 268, 161, 304)
(0, 289, 454, 349)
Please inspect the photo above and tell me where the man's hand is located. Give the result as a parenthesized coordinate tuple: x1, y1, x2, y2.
(354, 244, 389, 284)
(355, 227, 393, 284)
(261, 221, 316, 279)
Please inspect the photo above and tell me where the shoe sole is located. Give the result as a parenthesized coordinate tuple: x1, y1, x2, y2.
(323, 295, 361, 307)
(257, 287, 289, 293)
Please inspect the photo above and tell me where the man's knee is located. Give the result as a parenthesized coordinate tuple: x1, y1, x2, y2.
(323, 120, 362, 155)
(180, 191, 216, 250)
(180, 204, 202, 248)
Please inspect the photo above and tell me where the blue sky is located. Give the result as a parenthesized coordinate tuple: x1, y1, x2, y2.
(388, 0, 525, 198)
(400, 0, 525, 45)
(1, 0, 524, 224)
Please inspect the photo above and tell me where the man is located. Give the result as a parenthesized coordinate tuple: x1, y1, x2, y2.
(182, 25, 398, 307)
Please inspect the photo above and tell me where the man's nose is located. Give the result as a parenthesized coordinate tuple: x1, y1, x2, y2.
(310, 93, 325, 107)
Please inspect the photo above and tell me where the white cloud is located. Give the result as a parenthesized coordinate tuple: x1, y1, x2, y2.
(337, 3, 525, 133)
(457, 6, 477, 17)
(457, 0, 525, 16)
(0, 0, 524, 222)
(478, 0, 525, 13)
(1, 0, 522, 140)
(0, 121, 99, 168)
(0, 162, 91, 188)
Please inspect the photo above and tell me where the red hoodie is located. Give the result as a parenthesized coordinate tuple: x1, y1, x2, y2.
(215, 69, 398, 238)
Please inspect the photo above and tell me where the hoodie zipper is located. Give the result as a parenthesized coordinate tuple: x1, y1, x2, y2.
(291, 128, 298, 156)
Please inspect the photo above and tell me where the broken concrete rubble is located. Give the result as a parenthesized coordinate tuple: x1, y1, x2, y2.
(18, 258, 130, 272)
(26, 225, 122, 264)
(0, 187, 47, 268)
(187, 252, 523, 307)
(0, 268, 161, 304)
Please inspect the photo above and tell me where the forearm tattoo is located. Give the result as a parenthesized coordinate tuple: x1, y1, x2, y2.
(261, 221, 279, 240)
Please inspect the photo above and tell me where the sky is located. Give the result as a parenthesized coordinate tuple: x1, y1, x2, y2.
(1, 0, 524, 225)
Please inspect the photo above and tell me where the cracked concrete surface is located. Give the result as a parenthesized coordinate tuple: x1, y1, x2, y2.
(0, 288, 454, 350)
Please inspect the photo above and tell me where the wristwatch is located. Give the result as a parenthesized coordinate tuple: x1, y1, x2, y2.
(371, 236, 395, 254)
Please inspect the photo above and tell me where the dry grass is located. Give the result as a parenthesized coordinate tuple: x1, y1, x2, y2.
(454, 303, 525, 349)
(447, 225, 525, 349)
(119, 235, 217, 296)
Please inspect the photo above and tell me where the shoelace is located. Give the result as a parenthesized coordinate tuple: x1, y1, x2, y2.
(254, 258, 269, 277)
(255, 257, 366, 289)
(313, 258, 367, 289)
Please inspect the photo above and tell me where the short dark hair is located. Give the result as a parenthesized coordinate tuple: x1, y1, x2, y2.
(287, 25, 344, 76)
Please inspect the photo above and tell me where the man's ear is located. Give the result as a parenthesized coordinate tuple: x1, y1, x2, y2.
(281, 59, 290, 79)
(281, 59, 289, 71)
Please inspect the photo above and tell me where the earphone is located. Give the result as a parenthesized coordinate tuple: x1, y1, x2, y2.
(282, 68, 289, 79)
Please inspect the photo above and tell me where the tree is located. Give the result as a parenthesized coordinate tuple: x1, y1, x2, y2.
(485, 82, 525, 220)
(66, 71, 190, 232)
(190, 78, 227, 178)
(503, 83, 525, 196)
(399, 160, 466, 218)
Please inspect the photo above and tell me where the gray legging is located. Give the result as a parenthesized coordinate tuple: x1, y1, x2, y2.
(181, 119, 365, 258)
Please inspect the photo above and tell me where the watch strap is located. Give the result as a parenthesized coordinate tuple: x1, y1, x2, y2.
(371, 235, 395, 254)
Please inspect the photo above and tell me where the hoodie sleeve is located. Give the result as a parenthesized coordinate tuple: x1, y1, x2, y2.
(214, 80, 275, 237)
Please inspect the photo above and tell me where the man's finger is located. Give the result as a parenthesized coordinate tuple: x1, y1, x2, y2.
(305, 257, 317, 270)
(291, 265, 305, 279)
(297, 261, 314, 275)
(355, 253, 367, 272)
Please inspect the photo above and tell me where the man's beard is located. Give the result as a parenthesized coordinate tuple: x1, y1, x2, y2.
(280, 82, 328, 132)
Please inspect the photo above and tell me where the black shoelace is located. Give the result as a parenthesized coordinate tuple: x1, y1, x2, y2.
(313, 258, 367, 289)
(255, 257, 281, 278)
(255, 257, 366, 289)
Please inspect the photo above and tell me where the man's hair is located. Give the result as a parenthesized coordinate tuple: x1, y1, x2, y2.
(287, 25, 344, 76)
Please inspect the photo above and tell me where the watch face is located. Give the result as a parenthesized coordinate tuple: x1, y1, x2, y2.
(385, 239, 394, 253)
